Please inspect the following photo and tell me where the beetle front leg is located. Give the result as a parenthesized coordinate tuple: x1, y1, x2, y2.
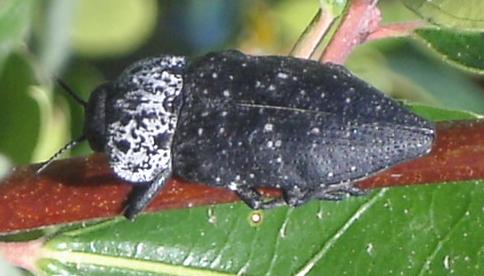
(123, 168, 172, 220)
(235, 187, 285, 209)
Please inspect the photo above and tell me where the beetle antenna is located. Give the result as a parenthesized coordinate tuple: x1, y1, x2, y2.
(36, 135, 86, 175)
(55, 78, 87, 108)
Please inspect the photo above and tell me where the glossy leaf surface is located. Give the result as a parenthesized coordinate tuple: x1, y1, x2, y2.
(415, 28, 484, 74)
(30, 105, 484, 275)
(402, 0, 484, 31)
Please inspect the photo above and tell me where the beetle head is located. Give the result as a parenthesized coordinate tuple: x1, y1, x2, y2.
(36, 79, 119, 174)
(84, 82, 111, 152)
(37, 56, 187, 176)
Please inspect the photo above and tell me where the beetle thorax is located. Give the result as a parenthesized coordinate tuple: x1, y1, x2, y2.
(102, 56, 187, 182)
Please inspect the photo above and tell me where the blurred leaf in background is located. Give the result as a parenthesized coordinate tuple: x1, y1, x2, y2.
(401, 0, 484, 31)
(0, 0, 483, 274)
(0, 0, 34, 73)
(0, 0, 481, 183)
(71, 0, 158, 58)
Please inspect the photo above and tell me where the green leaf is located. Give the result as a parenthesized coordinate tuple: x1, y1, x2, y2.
(38, 0, 77, 76)
(415, 28, 484, 74)
(0, 0, 34, 72)
(384, 42, 484, 114)
(275, 0, 320, 43)
(409, 104, 480, 121)
(34, 106, 484, 275)
(401, 0, 484, 31)
(0, 53, 39, 164)
(319, 0, 347, 16)
(71, 0, 158, 57)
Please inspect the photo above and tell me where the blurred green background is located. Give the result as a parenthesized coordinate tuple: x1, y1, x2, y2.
(0, 0, 483, 177)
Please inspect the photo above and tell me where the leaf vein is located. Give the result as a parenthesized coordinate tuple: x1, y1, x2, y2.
(416, 188, 473, 276)
(294, 189, 387, 276)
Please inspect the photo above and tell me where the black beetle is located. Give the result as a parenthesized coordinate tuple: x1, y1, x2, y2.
(39, 50, 435, 219)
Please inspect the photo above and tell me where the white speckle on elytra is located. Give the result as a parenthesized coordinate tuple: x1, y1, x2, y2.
(255, 81, 261, 88)
(221, 111, 228, 117)
(350, 166, 356, 171)
(332, 75, 338, 79)
(268, 84, 276, 91)
(242, 63, 247, 67)
(275, 140, 282, 147)
(300, 90, 306, 96)
(198, 128, 204, 136)
(249, 173, 255, 178)
(219, 127, 225, 134)
(264, 123, 274, 132)
(267, 140, 274, 147)
(327, 172, 334, 177)
(202, 89, 208, 95)
(212, 72, 218, 78)
(277, 72, 288, 79)
(228, 182, 237, 190)
(320, 92, 326, 98)
(345, 97, 351, 103)
(310, 127, 320, 134)
(223, 90, 230, 97)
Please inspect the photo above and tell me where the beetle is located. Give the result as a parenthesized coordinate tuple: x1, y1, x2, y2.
(38, 50, 435, 219)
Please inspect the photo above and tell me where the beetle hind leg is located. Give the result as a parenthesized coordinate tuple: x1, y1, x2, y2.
(235, 187, 285, 209)
(282, 186, 312, 207)
(314, 182, 368, 201)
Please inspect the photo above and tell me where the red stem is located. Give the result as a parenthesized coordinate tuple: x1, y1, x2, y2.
(0, 120, 482, 234)
(0, 239, 42, 273)
(320, 0, 381, 64)
(366, 21, 426, 41)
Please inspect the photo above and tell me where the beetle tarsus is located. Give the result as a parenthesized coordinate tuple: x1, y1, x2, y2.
(314, 183, 368, 201)
(282, 187, 312, 207)
(235, 187, 285, 209)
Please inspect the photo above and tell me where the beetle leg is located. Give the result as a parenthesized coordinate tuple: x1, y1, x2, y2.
(235, 187, 285, 209)
(315, 190, 349, 201)
(282, 187, 312, 207)
(315, 182, 368, 201)
(123, 168, 172, 220)
(345, 186, 369, 196)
